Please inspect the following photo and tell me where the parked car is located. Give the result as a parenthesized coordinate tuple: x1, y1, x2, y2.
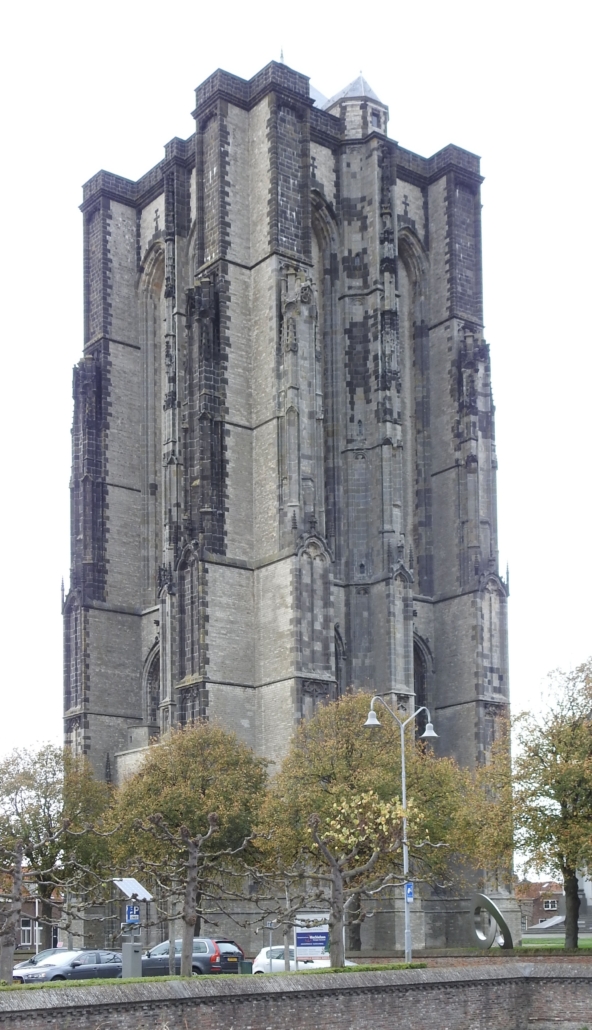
(214, 937, 245, 960)
(13, 950, 122, 983)
(142, 937, 243, 975)
(253, 946, 314, 973)
(252, 946, 358, 973)
(14, 948, 64, 970)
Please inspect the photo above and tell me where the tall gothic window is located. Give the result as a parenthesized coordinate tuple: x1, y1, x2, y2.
(413, 641, 428, 737)
(334, 625, 346, 698)
(145, 649, 161, 727)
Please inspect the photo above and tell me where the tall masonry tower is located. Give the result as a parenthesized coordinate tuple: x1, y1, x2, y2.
(64, 62, 509, 783)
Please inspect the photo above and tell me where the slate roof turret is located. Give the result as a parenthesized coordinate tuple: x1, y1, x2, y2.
(324, 75, 383, 109)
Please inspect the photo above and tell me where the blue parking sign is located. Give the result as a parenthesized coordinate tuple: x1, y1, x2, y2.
(405, 882, 414, 903)
(125, 903, 140, 924)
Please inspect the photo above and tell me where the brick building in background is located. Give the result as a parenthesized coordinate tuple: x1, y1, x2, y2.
(64, 60, 509, 796)
(516, 882, 564, 931)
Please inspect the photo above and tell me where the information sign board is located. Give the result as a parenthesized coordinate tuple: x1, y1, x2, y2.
(296, 930, 329, 953)
(294, 912, 330, 958)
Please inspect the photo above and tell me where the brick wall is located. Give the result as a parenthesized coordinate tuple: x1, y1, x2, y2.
(1, 964, 589, 1030)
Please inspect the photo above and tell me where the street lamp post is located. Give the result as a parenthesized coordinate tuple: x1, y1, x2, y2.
(364, 695, 438, 963)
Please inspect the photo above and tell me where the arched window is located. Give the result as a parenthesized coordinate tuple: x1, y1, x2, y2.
(64, 603, 82, 711)
(334, 625, 346, 699)
(301, 680, 332, 721)
(177, 553, 200, 682)
(139, 246, 165, 600)
(398, 230, 433, 599)
(413, 640, 428, 737)
(145, 649, 161, 728)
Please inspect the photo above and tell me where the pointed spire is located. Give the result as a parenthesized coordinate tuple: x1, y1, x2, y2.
(280, 48, 284, 63)
(323, 75, 383, 110)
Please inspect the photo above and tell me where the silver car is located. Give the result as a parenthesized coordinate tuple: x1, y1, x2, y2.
(13, 949, 122, 983)
(13, 948, 63, 970)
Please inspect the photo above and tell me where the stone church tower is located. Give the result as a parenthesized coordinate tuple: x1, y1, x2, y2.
(64, 61, 509, 783)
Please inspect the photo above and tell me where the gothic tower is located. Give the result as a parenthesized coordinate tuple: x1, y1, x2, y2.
(64, 62, 509, 783)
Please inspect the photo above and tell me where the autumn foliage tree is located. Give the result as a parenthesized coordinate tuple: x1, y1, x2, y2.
(256, 694, 473, 964)
(307, 791, 408, 966)
(453, 718, 515, 889)
(110, 723, 268, 975)
(512, 661, 592, 949)
(0, 744, 113, 980)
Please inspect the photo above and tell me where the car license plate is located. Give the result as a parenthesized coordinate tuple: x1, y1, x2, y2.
(227, 957, 237, 962)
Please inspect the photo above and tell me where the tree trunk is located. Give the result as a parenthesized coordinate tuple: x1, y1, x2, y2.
(564, 867, 580, 949)
(167, 896, 177, 975)
(329, 865, 345, 968)
(347, 892, 362, 951)
(0, 919, 15, 985)
(283, 926, 291, 971)
(194, 889, 202, 938)
(180, 839, 198, 976)
(0, 844, 23, 984)
(39, 895, 53, 951)
(284, 886, 292, 971)
(64, 890, 74, 950)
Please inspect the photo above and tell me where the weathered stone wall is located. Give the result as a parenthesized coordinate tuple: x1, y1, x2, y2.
(1, 965, 589, 1030)
(65, 59, 509, 802)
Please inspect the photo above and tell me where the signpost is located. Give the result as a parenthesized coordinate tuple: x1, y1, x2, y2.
(112, 879, 152, 979)
(265, 921, 276, 972)
(405, 881, 414, 903)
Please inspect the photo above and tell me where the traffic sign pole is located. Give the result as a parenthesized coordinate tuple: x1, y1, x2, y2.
(265, 920, 275, 972)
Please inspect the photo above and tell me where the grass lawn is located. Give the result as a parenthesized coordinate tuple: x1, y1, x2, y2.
(0, 964, 426, 992)
(516, 937, 592, 950)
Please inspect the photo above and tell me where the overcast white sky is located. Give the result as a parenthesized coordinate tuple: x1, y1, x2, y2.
(0, 0, 589, 755)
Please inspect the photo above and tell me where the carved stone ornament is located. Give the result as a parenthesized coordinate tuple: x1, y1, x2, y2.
(301, 679, 333, 700)
(285, 316, 298, 353)
(158, 562, 175, 595)
(302, 539, 326, 561)
(281, 266, 317, 323)
(300, 279, 314, 305)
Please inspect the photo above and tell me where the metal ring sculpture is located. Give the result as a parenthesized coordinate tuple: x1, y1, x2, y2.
(470, 893, 514, 949)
